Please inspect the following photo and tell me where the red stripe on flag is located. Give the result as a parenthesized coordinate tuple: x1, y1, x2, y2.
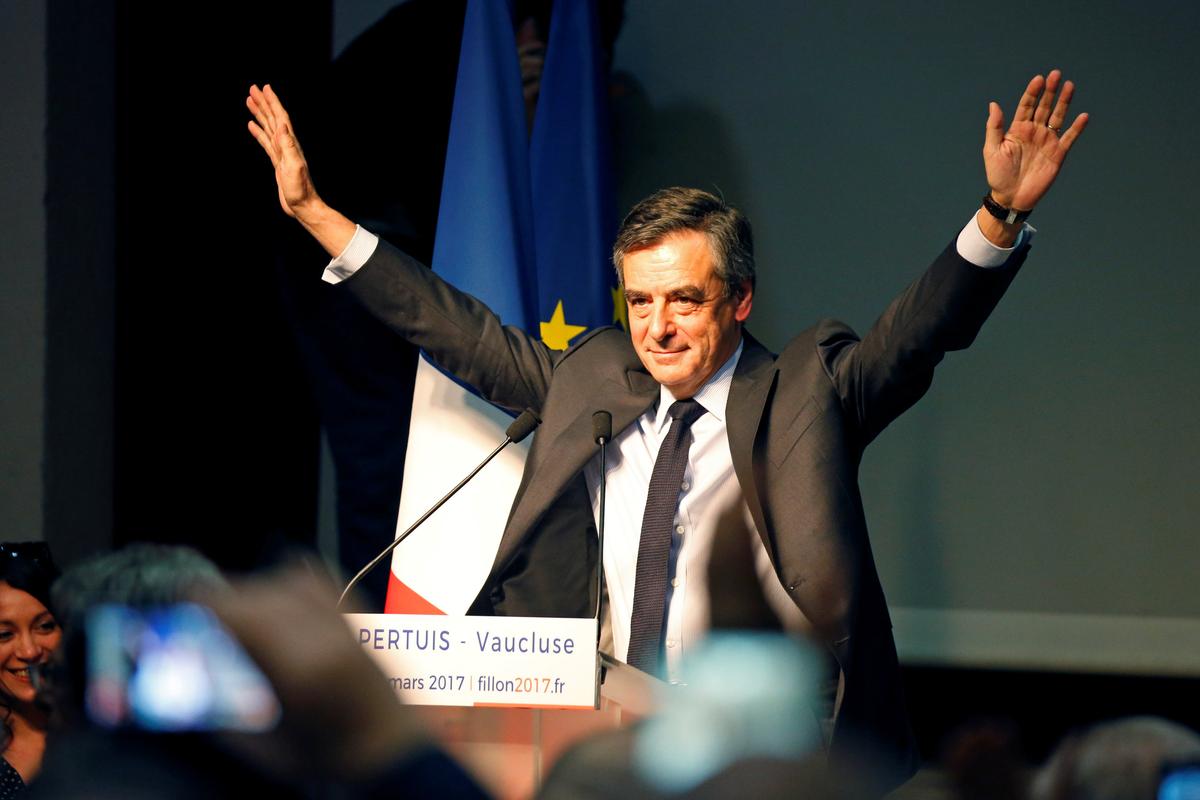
(384, 571, 447, 615)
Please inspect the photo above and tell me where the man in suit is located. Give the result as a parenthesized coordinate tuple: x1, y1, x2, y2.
(246, 69, 1087, 788)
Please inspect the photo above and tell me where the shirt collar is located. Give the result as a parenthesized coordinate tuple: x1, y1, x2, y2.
(652, 338, 743, 433)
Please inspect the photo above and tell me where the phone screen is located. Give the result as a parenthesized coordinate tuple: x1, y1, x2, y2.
(1161, 763, 1200, 800)
(85, 603, 280, 732)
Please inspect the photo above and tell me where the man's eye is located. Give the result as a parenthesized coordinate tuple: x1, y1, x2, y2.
(36, 621, 58, 634)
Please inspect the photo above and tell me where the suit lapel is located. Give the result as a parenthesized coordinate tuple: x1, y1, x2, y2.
(727, 332, 779, 564)
(491, 333, 778, 581)
(493, 363, 659, 575)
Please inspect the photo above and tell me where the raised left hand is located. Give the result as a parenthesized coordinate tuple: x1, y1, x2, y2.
(984, 69, 1088, 212)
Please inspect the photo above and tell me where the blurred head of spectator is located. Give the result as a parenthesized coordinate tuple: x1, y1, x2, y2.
(1032, 716, 1200, 800)
(943, 719, 1029, 800)
(45, 543, 226, 728)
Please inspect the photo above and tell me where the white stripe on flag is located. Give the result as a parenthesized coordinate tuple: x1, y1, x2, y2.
(389, 358, 528, 615)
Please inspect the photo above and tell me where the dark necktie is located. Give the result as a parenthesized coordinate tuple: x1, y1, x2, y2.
(626, 398, 707, 673)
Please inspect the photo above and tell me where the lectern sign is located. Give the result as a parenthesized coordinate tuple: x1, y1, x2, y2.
(346, 614, 599, 709)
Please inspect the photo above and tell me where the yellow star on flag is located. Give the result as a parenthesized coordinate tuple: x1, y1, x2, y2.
(540, 300, 588, 350)
(611, 285, 628, 331)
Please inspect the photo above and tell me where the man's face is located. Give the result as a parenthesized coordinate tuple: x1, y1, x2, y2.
(622, 230, 753, 399)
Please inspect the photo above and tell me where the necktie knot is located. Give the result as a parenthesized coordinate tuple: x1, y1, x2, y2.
(667, 399, 706, 429)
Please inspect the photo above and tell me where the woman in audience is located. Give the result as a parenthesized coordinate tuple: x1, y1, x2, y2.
(0, 542, 61, 798)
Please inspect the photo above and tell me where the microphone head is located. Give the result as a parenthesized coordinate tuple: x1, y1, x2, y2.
(592, 410, 613, 444)
(506, 408, 542, 443)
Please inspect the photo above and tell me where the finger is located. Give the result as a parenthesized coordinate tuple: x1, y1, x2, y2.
(263, 84, 293, 133)
(250, 84, 277, 133)
(1047, 79, 1075, 132)
(984, 101, 1005, 152)
(277, 122, 303, 160)
(246, 94, 274, 139)
(274, 126, 291, 163)
(247, 120, 279, 167)
(1033, 69, 1061, 126)
(1057, 111, 1089, 152)
(1013, 74, 1044, 123)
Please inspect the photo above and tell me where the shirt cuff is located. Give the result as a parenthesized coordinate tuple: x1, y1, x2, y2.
(322, 225, 381, 284)
(955, 213, 1036, 269)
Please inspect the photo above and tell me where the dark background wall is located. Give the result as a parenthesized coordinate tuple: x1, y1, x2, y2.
(1, 2, 48, 555)
(3, 0, 1197, 765)
(8, 1, 333, 567)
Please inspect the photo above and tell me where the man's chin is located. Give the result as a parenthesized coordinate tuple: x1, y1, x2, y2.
(643, 363, 683, 384)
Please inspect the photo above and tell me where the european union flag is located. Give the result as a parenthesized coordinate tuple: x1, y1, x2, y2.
(531, 0, 618, 346)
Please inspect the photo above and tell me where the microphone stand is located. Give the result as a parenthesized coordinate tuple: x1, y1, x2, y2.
(337, 408, 541, 610)
(591, 411, 612, 623)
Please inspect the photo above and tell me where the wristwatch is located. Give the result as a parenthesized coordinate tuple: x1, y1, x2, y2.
(981, 193, 1031, 225)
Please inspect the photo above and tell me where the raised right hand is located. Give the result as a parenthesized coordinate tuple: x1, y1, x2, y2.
(246, 84, 356, 257)
(246, 84, 320, 219)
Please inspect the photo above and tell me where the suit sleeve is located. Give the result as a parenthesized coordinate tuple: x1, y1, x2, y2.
(817, 237, 1029, 446)
(336, 238, 556, 414)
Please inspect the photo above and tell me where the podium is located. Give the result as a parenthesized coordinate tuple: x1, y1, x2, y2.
(410, 653, 657, 798)
(347, 614, 660, 799)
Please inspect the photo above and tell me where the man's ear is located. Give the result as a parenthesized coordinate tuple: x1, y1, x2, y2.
(733, 281, 753, 322)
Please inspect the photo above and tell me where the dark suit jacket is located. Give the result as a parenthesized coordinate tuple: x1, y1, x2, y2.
(340, 234, 1029, 788)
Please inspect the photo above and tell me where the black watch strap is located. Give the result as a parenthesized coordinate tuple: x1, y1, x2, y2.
(982, 193, 1031, 225)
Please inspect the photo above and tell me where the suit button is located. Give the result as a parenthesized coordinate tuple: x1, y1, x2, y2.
(675, 524, 685, 535)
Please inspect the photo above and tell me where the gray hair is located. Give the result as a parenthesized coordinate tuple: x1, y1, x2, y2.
(1032, 716, 1200, 800)
(612, 187, 755, 299)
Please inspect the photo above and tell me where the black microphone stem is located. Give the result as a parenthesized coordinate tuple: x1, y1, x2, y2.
(594, 438, 606, 623)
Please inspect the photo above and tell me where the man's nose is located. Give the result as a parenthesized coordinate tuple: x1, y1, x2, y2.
(647, 303, 674, 340)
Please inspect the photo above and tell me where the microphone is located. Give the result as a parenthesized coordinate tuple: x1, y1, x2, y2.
(337, 408, 542, 609)
(507, 407, 542, 444)
(592, 410, 612, 445)
(591, 411, 612, 621)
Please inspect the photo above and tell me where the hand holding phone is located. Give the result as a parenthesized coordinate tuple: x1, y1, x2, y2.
(86, 602, 280, 732)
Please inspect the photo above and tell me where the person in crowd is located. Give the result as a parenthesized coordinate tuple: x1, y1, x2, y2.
(30, 543, 486, 799)
(1031, 716, 1200, 800)
(0, 542, 62, 797)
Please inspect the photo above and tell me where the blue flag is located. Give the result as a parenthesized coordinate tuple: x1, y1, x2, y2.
(429, 0, 539, 330)
(431, 0, 615, 350)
